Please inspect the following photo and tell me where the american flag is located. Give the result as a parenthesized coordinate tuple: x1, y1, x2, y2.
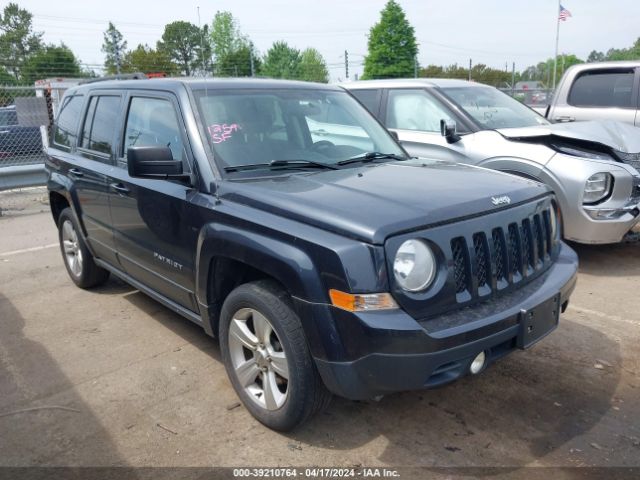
(559, 4, 572, 21)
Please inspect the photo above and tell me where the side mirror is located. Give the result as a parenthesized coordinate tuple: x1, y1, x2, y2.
(440, 119, 461, 144)
(127, 146, 190, 181)
(389, 130, 400, 141)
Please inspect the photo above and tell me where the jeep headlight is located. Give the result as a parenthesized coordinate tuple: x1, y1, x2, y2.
(393, 239, 436, 292)
(583, 173, 613, 204)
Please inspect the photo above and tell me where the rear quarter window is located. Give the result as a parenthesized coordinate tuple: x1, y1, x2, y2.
(53, 95, 84, 149)
(80, 95, 121, 157)
(568, 69, 635, 108)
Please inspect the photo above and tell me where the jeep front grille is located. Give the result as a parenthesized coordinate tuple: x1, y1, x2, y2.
(449, 208, 553, 300)
(451, 237, 468, 294)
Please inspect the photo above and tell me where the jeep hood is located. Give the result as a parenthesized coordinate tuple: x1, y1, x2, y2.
(221, 160, 550, 244)
(497, 120, 640, 154)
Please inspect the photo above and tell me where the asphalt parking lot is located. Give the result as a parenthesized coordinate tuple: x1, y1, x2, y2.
(1, 188, 639, 473)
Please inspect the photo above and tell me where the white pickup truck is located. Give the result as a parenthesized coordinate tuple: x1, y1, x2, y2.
(546, 61, 639, 126)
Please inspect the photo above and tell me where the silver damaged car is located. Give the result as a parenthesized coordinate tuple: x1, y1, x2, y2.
(342, 79, 640, 244)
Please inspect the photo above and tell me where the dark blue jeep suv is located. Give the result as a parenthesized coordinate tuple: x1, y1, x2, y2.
(46, 78, 578, 431)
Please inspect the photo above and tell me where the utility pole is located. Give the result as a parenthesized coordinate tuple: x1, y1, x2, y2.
(468, 58, 472, 81)
(344, 50, 349, 79)
(250, 42, 255, 77)
(414, 55, 418, 78)
(511, 62, 516, 96)
(552, 0, 561, 90)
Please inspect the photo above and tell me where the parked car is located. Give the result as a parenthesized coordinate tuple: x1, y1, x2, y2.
(46, 78, 577, 430)
(547, 61, 640, 125)
(343, 79, 640, 244)
(0, 105, 43, 159)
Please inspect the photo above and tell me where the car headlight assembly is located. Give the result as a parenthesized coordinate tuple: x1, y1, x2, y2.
(393, 239, 436, 292)
(583, 173, 613, 204)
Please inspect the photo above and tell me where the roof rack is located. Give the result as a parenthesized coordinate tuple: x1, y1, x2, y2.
(79, 72, 148, 85)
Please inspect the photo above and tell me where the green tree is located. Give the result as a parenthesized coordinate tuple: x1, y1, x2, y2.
(210, 12, 244, 62)
(102, 22, 127, 74)
(210, 11, 259, 77)
(362, 0, 418, 79)
(298, 48, 329, 83)
(0, 67, 15, 85)
(0, 3, 43, 81)
(21, 44, 82, 83)
(587, 50, 606, 63)
(260, 41, 301, 79)
(216, 43, 261, 76)
(520, 54, 583, 82)
(157, 21, 209, 76)
(469, 64, 511, 87)
(122, 44, 177, 75)
(606, 38, 640, 61)
(419, 65, 445, 78)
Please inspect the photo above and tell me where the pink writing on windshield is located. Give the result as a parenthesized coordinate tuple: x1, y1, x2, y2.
(208, 123, 241, 144)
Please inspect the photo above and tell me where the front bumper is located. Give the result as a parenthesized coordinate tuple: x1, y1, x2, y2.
(309, 242, 578, 400)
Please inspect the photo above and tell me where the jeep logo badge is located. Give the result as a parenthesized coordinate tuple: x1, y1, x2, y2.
(491, 195, 511, 206)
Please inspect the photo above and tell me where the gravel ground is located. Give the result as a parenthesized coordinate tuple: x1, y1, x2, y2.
(0, 188, 638, 478)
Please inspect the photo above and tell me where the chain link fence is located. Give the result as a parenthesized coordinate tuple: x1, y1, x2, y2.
(0, 85, 52, 190)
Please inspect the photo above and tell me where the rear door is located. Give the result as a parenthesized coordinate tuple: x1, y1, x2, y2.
(107, 91, 200, 311)
(53, 92, 121, 266)
(551, 67, 638, 124)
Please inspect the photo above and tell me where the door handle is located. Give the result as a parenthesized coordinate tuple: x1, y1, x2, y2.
(69, 168, 84, 177)
(554, 116, 575, 122)
(110, 182, 130, 195)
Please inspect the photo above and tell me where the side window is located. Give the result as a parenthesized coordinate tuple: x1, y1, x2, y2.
(350, 89, 382, 116)
(123, 97, 184, 161)
(568, 70, 635, 108)
(386, 89, 454, 132)
(53, 95, 84, 148)
(80, 95, 121, 156)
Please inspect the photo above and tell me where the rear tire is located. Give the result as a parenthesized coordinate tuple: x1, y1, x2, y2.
(220, 280, 332, 431)
(58, 208, 110, 289)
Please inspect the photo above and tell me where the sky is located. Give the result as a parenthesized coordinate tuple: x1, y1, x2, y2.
(15, 0, 640, 82)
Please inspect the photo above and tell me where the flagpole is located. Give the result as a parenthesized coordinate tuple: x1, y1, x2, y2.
(552, 0, 561, 90)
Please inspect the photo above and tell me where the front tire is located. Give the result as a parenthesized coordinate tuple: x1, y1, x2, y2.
(219, 280, 331, 431)
(58, 208, 109, 289)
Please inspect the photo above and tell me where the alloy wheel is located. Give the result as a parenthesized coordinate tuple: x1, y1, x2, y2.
(61, 219, 83, 277)
(227, 307, 289, 410)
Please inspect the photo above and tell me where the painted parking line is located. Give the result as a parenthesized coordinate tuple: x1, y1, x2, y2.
(0, 243, 58, 257)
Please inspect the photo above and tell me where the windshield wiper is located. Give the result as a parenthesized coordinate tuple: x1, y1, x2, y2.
(337, 152, 407, 166)
(224, 159, 339, 173)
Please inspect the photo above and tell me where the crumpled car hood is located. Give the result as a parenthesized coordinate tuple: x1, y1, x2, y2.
(497, 120, 640, 153)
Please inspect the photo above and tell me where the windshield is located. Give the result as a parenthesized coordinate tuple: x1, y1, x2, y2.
(441, 86, 549, 129)
(192, 88, 406, 173)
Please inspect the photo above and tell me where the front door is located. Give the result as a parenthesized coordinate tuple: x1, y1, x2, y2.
(108, 92, 200, 311)
(383, 88, 470, 162)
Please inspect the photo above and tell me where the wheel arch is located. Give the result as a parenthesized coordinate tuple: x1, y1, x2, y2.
(195, 223, 335, 347)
